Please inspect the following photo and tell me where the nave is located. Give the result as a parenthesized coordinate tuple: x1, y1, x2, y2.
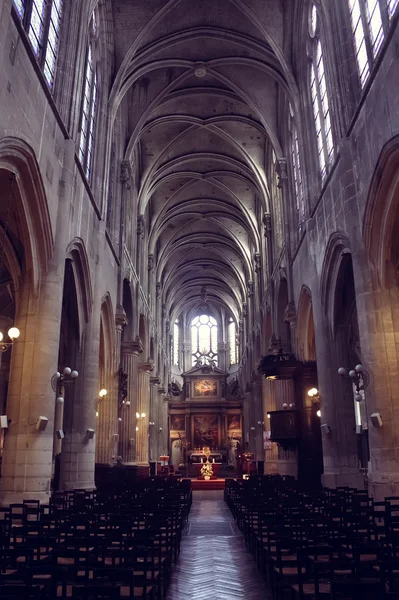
(167, 491, 272, 600)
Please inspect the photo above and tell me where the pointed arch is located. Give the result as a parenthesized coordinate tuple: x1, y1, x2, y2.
(296, 285, 316, 361)
(320, 232, 352, 337)
(0, 137, 54, 293)
(66, 238, 93, 335)
(363, 135, 399, 289)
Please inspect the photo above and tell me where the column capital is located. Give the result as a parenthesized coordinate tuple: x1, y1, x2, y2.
(122, 337, 144, 356)
(158, 386, 167, 395)
(150, 376, 161, 386)
(139, 361, 154, 374)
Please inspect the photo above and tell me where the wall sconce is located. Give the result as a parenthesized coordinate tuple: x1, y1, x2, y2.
(0, 326, 20, 352)
(316, 409, 321, 418)
(338, 364, 370, 401)
(267, 413, 271, 419)
(94, 388, 107, 417)
(51, 366, 79, 397)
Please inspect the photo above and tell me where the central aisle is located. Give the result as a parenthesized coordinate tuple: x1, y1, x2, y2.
(167, 490, 273, 599)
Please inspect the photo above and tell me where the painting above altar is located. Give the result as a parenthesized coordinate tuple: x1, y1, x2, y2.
(193, 414, 219, 447)
(193, 379, 218, 398)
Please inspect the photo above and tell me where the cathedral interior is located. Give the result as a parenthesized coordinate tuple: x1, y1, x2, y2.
(0, 0, 399, 597)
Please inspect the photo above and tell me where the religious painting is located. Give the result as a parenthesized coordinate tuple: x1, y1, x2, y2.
(193, 415, 219, 447)
(193, 379, 218, 397)
(227, 414, 241, 431)
(170, 414, 185, 431)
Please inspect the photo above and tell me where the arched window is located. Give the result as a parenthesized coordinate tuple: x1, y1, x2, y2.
(79, 12, 98, 181)
(191, 315, 218, 366)
(228, 318, 237, 365)
(348, 1, 397, 87)
(12, 0, 63, 88)
(173, 319, 179, 366)
(289, 104, 304, 223)
(309, 4, 334, 179)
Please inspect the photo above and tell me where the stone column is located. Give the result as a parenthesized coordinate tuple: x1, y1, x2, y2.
(157, 387, 168, 457)
(0, 139, 78, 504)
(120, 339, 142, 463)
(95, 315, 120, 468)
(251, 375, 264, 463)
(59, 305, 101, 490)
(136, 362, 153, 465)
(149, 376, 160, 463)
(311, 296, 363, 489)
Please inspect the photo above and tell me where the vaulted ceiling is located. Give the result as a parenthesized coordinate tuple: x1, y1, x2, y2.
(110, 0, 297, 322)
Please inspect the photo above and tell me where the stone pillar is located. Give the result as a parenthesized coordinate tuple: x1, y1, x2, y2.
(95, 316, 120, 468)
(59, 305, 101, 490)
(358, 287, 399, 499)
(120, 339, 142, 463)
(136, 362, 153, 465)
(251, 375, 264, 463)
(149, 376, 160, 463)
(311, 297, 364, 489)
(157, 387, 168, 457)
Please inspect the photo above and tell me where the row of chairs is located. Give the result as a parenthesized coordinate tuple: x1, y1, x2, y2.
(0, 477, 192, 599)
(225, 475, 399, 599)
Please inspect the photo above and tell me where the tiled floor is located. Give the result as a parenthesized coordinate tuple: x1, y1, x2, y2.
(167, 490, 273, 599)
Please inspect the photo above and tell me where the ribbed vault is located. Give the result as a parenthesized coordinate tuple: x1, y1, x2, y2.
(110, 0, 295, 326)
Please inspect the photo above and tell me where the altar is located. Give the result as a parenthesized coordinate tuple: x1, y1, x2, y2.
(190, 451, 222, 463)
(168, 363, 243, 469)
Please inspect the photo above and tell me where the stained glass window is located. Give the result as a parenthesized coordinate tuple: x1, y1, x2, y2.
(387, 0, 399, 18)
(14, 1, 63, 88)
(309, 5, 334, 179)
(13, 0, 24, 18)
(348, 1, 397, 87)
(191, 315, 218, 366)
(79, 15, 98, 181)
(173, 320, 180, 366)
(228, 318, 237, 365)
(289, 104, 304, 223)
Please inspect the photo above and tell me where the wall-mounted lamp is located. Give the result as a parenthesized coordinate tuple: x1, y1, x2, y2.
(51, 366, 79, 397)
(316, 409, 321, 418)
(94, 388, 107, 416)
(267, 413, 271, 419)
(0, 326, 20, 352)
(338, 364, 370, 400)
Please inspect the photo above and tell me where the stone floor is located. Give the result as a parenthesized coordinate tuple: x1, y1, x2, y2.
(167, 490, 273, 599)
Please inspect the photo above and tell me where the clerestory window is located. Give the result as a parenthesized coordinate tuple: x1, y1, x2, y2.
(78, 12, 98, 181)
(348, 1, 398, 88)
(12, 0, 63, 88)
(309, 3, 334, 179)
